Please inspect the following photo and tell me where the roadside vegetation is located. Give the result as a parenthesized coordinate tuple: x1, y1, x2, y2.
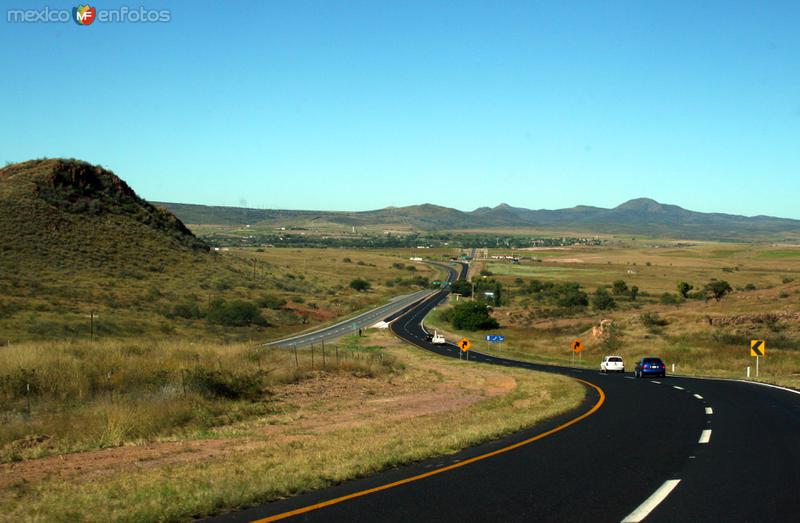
(0, 248, 441, 344)
(0, 337, 402, 463)
(0, 331, 583, 522)
(425, 241, 800, 388)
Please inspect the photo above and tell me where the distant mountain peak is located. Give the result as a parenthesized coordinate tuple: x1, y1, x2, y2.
(614, 198, 671, 212)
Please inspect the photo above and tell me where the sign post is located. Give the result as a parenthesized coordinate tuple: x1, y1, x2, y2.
(459, 337, 471, 361)
(484, 334, 505, 352)
(750, 340, 765, 377)
(570, 339, 585, 366)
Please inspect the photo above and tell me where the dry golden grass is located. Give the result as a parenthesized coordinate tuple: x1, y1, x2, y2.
(0, 338, 398, 462)
(0, 330, 583, 522)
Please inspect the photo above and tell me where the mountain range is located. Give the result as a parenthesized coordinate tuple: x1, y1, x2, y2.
(158, 199, 800, 240)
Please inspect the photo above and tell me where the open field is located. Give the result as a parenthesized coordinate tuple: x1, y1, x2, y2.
(0, 330, 583, 522)
(427, 241, 800, 388)
(0, 248, 444, 344)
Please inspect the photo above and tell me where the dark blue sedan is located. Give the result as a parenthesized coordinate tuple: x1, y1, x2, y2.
(634, 357, 666, 378)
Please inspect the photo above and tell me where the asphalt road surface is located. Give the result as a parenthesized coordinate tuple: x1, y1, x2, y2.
(216, 262, 800, 522)
(262, 262, 457, 349)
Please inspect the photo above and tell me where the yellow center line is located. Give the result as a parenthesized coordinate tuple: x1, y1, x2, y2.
(250, 378, 606, 523)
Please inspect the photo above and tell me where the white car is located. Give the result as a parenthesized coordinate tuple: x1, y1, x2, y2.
(600, 355, 625, 373)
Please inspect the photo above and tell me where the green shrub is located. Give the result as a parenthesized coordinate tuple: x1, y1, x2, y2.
(612, 280, 628, 295)
(349, 279, 371, 292)
(677, 282, 693, 298)
(704, 280, 733, 301)
(448, 301, 499, 330)
(258, 294, 287, 310)
(171, 301, 202, 319)
(660, 292, 679, 305)
(450, 280, 472, 297)
(592, 288, 616, 310)
(207, 299, 267, 327)
(184, 367, 264, 400)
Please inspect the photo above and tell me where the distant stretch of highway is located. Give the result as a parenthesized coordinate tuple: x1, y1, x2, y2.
(222, 261, 800, 523)
(263, 261, 458, 349)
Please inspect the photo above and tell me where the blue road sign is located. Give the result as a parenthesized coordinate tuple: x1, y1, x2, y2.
(485, 335, 505, 343)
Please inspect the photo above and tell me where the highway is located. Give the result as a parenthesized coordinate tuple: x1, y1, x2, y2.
(217, 262, 800, 522)
(262, 262, 456, 349)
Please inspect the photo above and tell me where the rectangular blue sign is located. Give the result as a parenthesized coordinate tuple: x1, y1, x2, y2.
(485, 335, 505, 342)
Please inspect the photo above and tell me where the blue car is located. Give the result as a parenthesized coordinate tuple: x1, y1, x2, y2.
(634, 357, 666, 378)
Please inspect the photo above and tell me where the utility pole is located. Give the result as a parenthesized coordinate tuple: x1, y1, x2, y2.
(86, 311, 98, 341)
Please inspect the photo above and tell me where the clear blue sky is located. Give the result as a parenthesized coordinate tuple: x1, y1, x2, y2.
(2, 1, 799, 217)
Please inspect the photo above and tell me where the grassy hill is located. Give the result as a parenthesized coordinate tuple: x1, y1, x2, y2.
(0, 159, 436, 342)
(0, 159, 207, 273)
(158, 198, 800, 241)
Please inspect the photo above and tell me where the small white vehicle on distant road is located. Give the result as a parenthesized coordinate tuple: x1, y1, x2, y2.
(431, 330, 446, 344)
(600, 355, 625, 373)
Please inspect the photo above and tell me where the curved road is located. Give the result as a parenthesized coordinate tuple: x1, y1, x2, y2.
(263, 261, 455, 349)
(215, 262, 800, 522)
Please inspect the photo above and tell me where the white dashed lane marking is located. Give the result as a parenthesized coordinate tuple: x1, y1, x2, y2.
(621, 479, 682, 523)
(698, 430, 712, 444)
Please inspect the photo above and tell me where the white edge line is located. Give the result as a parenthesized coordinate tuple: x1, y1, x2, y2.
(735, 379, 800, 396)
(621, 479, 681, 523)
(699, 429, 712, 444)
(664, 373, 800, 397)
(705, 407, 713, 415)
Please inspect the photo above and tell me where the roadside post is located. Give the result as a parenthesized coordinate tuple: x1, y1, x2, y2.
(571, 339, 585, 366)
(750, 340, 765, 377)
(86, 311, 99, 341)
(459, 337, 471, 361)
